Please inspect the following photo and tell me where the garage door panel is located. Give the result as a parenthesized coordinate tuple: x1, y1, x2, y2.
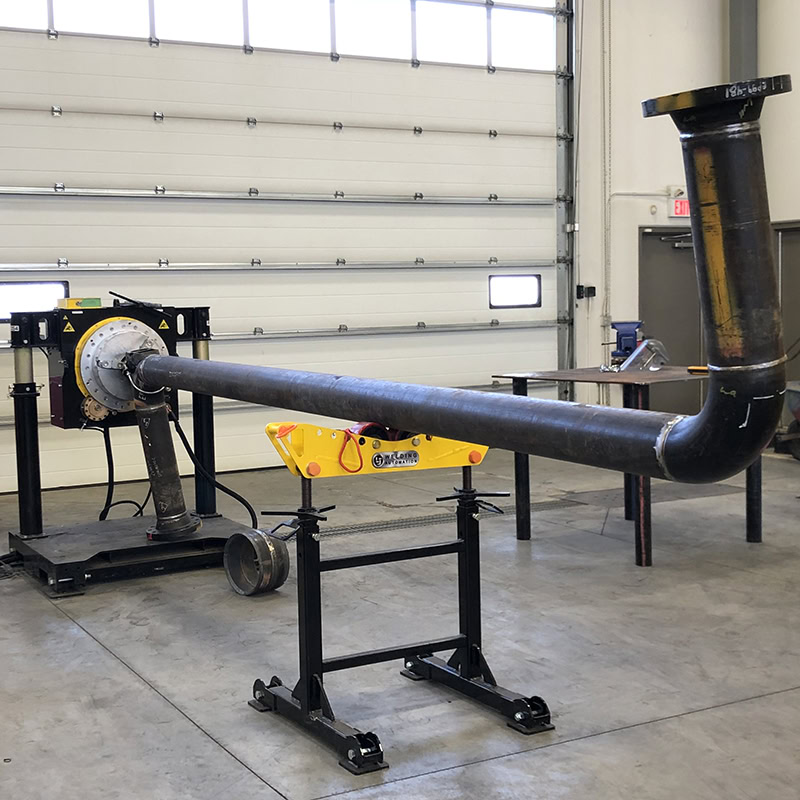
(0, 199, 555, 264)
(0, 30, 559, 490)
(0, 36, 555, 131)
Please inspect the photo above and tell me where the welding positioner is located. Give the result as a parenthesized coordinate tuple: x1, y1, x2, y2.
(6, 299, 260, 595)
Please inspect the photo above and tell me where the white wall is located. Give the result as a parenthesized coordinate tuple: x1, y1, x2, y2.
(574, 0, 728, 396)
(759, 0, 799, 222)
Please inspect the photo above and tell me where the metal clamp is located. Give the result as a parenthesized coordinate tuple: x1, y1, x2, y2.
(261, 506, 335, 541)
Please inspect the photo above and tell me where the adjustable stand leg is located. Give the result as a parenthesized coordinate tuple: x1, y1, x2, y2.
(402, 468, 553, 735)
(250, 478, 387, 774)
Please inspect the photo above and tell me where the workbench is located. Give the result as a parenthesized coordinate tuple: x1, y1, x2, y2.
(492, 367, 763, 566)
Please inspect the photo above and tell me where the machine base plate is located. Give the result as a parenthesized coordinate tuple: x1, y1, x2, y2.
(7, 514, 248, 595)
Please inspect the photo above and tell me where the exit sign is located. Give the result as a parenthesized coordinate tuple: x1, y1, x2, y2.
(669, 197, 691, 217)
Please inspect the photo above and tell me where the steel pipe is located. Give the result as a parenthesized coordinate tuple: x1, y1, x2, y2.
(132, 386, 199, 538)
(135, 77, 790, 484)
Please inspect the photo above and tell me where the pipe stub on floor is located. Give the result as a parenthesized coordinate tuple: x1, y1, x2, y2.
(224, 529, 290, 595)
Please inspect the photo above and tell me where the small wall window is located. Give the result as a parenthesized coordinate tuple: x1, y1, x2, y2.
(249, 0, 330, 53)
(0, 281, 69, 322)
(335, 0, 411, 60)
(415, 1, 487, 66)
(488, 274, 542, 309)
(55, 0, 150, 38)
(0, 0, 48, 29)
(154, 0, 243, 46)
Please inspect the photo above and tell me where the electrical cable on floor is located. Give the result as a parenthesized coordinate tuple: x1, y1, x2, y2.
(168, 410, 259, 529)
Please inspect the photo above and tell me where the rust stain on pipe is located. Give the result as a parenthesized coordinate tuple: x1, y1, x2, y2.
(694, 146, 743, 358)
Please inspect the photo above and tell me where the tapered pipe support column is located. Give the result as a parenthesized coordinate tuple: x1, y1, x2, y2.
(131, 380, 200, 539)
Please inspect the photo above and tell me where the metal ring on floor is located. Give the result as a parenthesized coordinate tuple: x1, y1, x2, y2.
(224, 529, 291, 595)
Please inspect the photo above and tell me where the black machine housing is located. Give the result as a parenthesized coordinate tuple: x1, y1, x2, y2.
(6, 298, 246, 597)
(10, 301, 210, 429)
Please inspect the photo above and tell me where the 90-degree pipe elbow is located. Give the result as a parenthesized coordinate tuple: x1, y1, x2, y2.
(659, 362, 786, 483)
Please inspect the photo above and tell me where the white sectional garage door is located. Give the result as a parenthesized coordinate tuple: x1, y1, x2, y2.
(0, 3, 560, 491)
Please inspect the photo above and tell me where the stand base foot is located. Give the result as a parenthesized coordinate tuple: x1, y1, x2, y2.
(251, 678, 388, 774)
(402, 652, 554, 736)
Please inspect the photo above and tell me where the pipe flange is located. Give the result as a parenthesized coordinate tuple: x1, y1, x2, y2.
(642, 75, 791, 118)
(76, 318, 168, 412)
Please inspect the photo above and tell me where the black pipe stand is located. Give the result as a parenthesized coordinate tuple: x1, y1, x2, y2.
(250, 469, 552, 773)
(401, 468, 553, 735)
(249, 479, 387, 775)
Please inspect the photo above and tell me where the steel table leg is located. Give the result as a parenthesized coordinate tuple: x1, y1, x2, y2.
(632, 384, 652, 567)
(746, 456, 763, 543)
(512, 378, 531, 541)
(622, 384, 634, 521)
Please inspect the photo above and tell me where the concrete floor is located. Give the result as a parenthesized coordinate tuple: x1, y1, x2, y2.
(2, 450, 800, 799)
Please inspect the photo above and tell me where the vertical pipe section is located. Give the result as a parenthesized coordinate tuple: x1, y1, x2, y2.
(192, 339, 218, 517)
(512, 378, 531, 541)
(12, 348, 42, 538)
(746, 456, 763, 543)
(644, 76, 790, 482)
(133, 386, 199, 539)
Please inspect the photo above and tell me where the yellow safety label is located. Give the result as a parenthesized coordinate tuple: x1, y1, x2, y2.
(158, 319, 169, 330)
(63, 321, 75, 333)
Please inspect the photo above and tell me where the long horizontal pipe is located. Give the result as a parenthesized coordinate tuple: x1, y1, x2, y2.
(136, 77, 790, 485)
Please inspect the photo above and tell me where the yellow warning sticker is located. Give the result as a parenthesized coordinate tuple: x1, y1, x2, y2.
(158, 319, 169, 330)
(63, 321, 75, 333)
